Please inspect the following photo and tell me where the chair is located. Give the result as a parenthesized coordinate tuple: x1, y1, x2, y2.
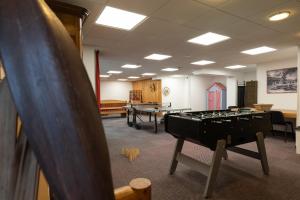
(270, 111, 295, 142)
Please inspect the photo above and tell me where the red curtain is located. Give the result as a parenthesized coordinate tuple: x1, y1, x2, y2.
(95, 50, 101, 111)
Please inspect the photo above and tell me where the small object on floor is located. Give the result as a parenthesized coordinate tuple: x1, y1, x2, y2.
(121, 147, 140, 161)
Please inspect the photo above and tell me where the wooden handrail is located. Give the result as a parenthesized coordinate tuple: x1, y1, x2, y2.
(0, 0, 114, 199)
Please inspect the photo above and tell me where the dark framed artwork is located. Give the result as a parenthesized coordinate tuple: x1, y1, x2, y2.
(267, 67, 297, 93)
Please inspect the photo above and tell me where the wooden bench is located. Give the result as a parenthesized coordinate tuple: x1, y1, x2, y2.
(100, 100, 127, 117)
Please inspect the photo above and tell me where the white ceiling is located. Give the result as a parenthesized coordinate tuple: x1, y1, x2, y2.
(61, 0, 300, 80)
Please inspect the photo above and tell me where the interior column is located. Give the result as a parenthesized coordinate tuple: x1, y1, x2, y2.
(296, 45, 300, 154)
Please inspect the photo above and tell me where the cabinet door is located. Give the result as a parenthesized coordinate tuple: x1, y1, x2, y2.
(244, 81, 257, 107)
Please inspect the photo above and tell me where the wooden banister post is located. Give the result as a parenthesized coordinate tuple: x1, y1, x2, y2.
(115, 178, 151, 200)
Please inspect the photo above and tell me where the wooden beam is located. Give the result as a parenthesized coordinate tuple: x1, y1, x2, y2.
(0, 0, 114, 199)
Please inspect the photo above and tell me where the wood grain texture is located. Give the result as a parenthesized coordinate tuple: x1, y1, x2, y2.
(115, 178, 151, 200)
(132, 80, 162, 103)
(0, 0, 114, 199)
(0, 80, 39, 200)
(0, 61, 4, 79)
(244, 81, 257, 107)
(46, 0, 88, 55)
(38, 172, 50, 200)
(0, 80, 17, 200)
(13, 131, 39, 200)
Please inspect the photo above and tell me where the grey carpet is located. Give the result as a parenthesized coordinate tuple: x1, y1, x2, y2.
(103, 117, 300, 200)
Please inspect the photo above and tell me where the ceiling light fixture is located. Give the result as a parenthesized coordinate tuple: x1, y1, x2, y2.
(121, 64, 141, 69)
(144, 54, 172, 60)
(128, 76, 140, 79)
(96, 6, 147, 30)
(161, 68, 179, 72)
(107, 70, 123, 74)
(118, 79, 128, 81)
(241, 46, 277, 55)
(100, 74, 110, 78)
(142, 73, 156, 76)
(171, 75, 186, 78)
(188, 32, 230, 46)
(191, 60, 215, 65)
(225, 65, 247, 69)
(269, 11, 290, 21)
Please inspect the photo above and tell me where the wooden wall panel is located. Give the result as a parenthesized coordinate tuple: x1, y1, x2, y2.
(132, 79, 162, 103)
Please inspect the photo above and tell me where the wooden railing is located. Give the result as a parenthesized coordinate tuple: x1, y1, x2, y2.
(0, 0, 151, 199)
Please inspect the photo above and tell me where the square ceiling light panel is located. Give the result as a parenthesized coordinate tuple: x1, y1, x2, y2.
(241, 46, 277, 55)
(144, 54, 172, 61)
(128, 76, 140, 79)
(171, 75, 186, 78)
(225, 65, 247, 69)
(161, 68, 179, 72)
(121, 64, 141, 69)
(142, 73, 156, 76)
(188, 32, 230, 46)
(96, 6, 147, 30)
(107, 70, 123, 74)
(100, 74, 110, 78)
(191, 60, 215, 65)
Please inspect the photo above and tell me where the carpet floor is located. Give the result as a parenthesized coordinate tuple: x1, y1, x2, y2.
(103, 117, 300, 200)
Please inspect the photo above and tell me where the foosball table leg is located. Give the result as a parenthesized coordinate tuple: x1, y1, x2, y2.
(256, 132, 269, 175)
(169, 138, 184, 175)
(203, 139, 226, 198)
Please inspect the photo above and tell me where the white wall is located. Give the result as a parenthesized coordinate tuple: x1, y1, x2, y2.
(257, 58, 298, 110)
(100, 81, 132, 101)
(161, 76, 189, 109)
(82, 46, 97, 91)
(242, 71, 257, 81)
(189, 76, 216, 111)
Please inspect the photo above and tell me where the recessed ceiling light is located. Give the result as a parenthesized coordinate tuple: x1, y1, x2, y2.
(121, 64, 141, 69)
(171, 75, 186, 78)
(100, 74, 110, 78)
(142, 73, 156, 76)
(96, 6, 147, 30)
(107, 70, 123, 74)
(128, 76, 140, 79)
(269, 11, 290, 21)
(225, 65, 247, 69)
(118, 79, 128, 81)
(144, 54, 172, 61)
(161, 68, 179, 72)
(241, 46, 277, 55)
(188, 32, 230, 46)
(191, 60, 216, 65)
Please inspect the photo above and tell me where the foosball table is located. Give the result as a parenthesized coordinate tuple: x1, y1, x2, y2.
(164, 109, 271, 198)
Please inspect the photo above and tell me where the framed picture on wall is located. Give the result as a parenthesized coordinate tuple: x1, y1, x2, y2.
(267, 67, 297, 93)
